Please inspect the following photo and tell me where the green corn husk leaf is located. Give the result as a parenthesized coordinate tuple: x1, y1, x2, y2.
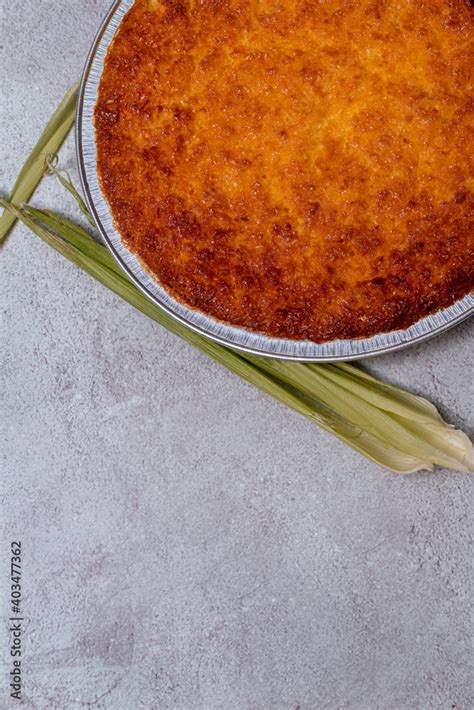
(23, 157, 120, 274)
(247, 358, 473, 472)
(323, 362, 444, 423)
(0, 83, 78, 244)
(44, 155, 95, 227)
(390, 414, 474, 472)
(0, 198, 434, 474)
(315, 363, 474, 471)
(23, 205, 123, 277)
(319, 363, 473, 470)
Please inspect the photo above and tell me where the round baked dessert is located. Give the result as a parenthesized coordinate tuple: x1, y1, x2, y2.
(95, 0, 473, 343)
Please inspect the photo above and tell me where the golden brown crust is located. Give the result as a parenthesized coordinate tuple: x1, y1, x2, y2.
(96, 0, 474, 342)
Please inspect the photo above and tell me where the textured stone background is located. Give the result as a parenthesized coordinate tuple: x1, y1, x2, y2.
(1, 2, 473, 708)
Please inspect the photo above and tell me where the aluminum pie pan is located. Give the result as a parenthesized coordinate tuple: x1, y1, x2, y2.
(76, 0, 473, 362)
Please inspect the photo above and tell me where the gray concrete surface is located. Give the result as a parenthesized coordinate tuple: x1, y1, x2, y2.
(1, 2, 473, 708)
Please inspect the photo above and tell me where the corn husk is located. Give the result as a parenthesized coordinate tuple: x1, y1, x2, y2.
(0, 84, 78, 243)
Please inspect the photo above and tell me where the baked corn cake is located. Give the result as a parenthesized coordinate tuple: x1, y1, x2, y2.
(96, 0, 474, 342)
